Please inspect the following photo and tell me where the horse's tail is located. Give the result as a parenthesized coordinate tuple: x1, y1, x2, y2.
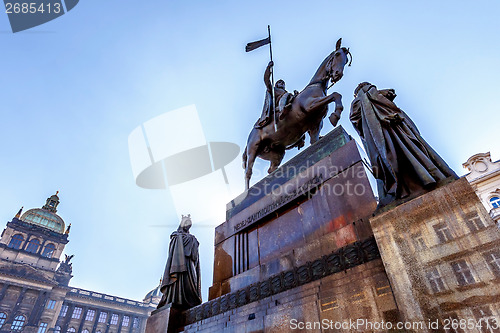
(242, 146, 248, 169)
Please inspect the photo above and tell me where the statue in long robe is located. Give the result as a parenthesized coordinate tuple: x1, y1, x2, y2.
(157, 215, 202, 309)
(349, 82, 458, 207)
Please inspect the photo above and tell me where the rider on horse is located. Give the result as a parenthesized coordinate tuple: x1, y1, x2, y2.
(255, 61, 289, 129)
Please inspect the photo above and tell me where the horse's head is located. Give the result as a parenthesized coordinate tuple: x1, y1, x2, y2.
(325, 38, 351, 84)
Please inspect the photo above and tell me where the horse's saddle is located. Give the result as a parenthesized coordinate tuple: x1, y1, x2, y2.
(254, 91, 299, 129)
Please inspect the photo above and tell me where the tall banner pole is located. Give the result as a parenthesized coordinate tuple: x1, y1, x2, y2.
(268, 25, 277, 131)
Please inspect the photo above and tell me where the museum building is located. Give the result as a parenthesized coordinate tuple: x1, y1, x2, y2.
(0, 193, 159, 333)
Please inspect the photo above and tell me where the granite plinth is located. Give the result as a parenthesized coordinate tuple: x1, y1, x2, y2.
(145, 305, 184, 333)
(182, 259, 398, 333)
(370, 178, 500, 331)
(210, 127, 377, 300)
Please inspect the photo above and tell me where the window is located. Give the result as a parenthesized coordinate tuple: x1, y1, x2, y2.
(122, 316, 130, 327)
(110, 314, 119, 325)
(433, 223, 454, 243)
(451, 260, 476, 286)
(59, 305, 68, 317)
(491, 197, 500, 209)
(8, 234, 24, 249)
(98, 312, 107, 323)
(42, 244, 56, 258)
(82, 330, 89, 333)
(66, 328, 76, 333)
(46, 299, 56, 310)
(54, 326, 61, 333)
(133, 318, 140, 329)
(0, 312, 6, 329)
(11, 315, 26, 332)
(85, 309, 95, 321)
(484, 250, 500, 278)
(465, 212, 486, 232)
(26, 238, 41, 253)
(426, 268, 447, 293)
(37, 322, 48, 333)
(411, 232, 427, 251)
(72, 307, 82, 319)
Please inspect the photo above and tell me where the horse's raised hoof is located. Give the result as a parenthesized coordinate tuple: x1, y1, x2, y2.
(329, 113, 340, 127)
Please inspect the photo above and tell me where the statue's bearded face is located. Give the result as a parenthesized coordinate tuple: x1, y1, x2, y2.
(276, 80, 285, 90)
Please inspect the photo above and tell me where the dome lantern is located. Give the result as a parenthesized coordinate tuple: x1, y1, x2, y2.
(43, 191, 60, 213)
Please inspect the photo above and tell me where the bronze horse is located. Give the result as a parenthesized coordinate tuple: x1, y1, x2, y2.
(242, 38, 351, 189)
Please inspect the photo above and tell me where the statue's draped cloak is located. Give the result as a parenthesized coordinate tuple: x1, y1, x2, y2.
(255, 63, 287, 128)
(159, 230, 201, 308)
(350, 85, 457, 203)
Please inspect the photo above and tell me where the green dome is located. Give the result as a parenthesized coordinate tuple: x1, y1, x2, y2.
(21, 208, 65, 233)
(144, 285, 162, 300)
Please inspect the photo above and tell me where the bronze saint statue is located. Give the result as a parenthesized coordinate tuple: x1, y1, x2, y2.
(157, 215, 202, 309)
(349, 82, 458, 207)
(255, 61, 288, 129)
(242, 38, 351, 189)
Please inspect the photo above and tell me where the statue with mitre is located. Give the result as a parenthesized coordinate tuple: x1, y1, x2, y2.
(157, 214, 202, 309)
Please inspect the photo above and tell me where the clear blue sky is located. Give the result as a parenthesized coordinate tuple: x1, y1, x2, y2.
(0, 1, 498, 302)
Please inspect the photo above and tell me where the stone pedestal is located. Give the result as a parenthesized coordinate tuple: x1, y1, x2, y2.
(371, 178, 500, 332)
(145, 305, 184, 333)
(209, 126, 378, 300)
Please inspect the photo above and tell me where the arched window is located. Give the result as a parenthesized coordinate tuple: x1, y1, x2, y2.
(54, 326, 61, 333)
(82, 329, 89, 333)
(26, 238, 41, 253)
(0, 313, 7, 329)
(41, 243, 56, 258)
(11, 315, 26, 331)
(37, 322, 48, 333)
(490, 196, 500, 209)
(8, 234, 24, 249)
(66, 327, 76, 333)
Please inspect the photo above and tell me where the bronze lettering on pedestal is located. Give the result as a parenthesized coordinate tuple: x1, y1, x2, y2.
(234, 174, 323, 232)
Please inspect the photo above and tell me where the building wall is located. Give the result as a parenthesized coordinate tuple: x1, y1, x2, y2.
(0, 283, 152, 333)
(371, 178, 500, 332)
(51, 288, 150, 333)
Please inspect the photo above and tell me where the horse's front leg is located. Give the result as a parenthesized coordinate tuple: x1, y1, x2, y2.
(304, 91, 341, 113)
(328, 92, 343, 126)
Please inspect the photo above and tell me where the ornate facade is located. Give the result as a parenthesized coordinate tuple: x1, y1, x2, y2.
(464, 152, 500, 224)
(0, 193, 158, 333)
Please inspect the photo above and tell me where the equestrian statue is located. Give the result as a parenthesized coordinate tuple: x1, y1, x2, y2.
(242, 38, 351, 189)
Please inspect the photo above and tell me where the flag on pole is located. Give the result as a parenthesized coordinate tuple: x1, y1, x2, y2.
(245, 37, 271, 52)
